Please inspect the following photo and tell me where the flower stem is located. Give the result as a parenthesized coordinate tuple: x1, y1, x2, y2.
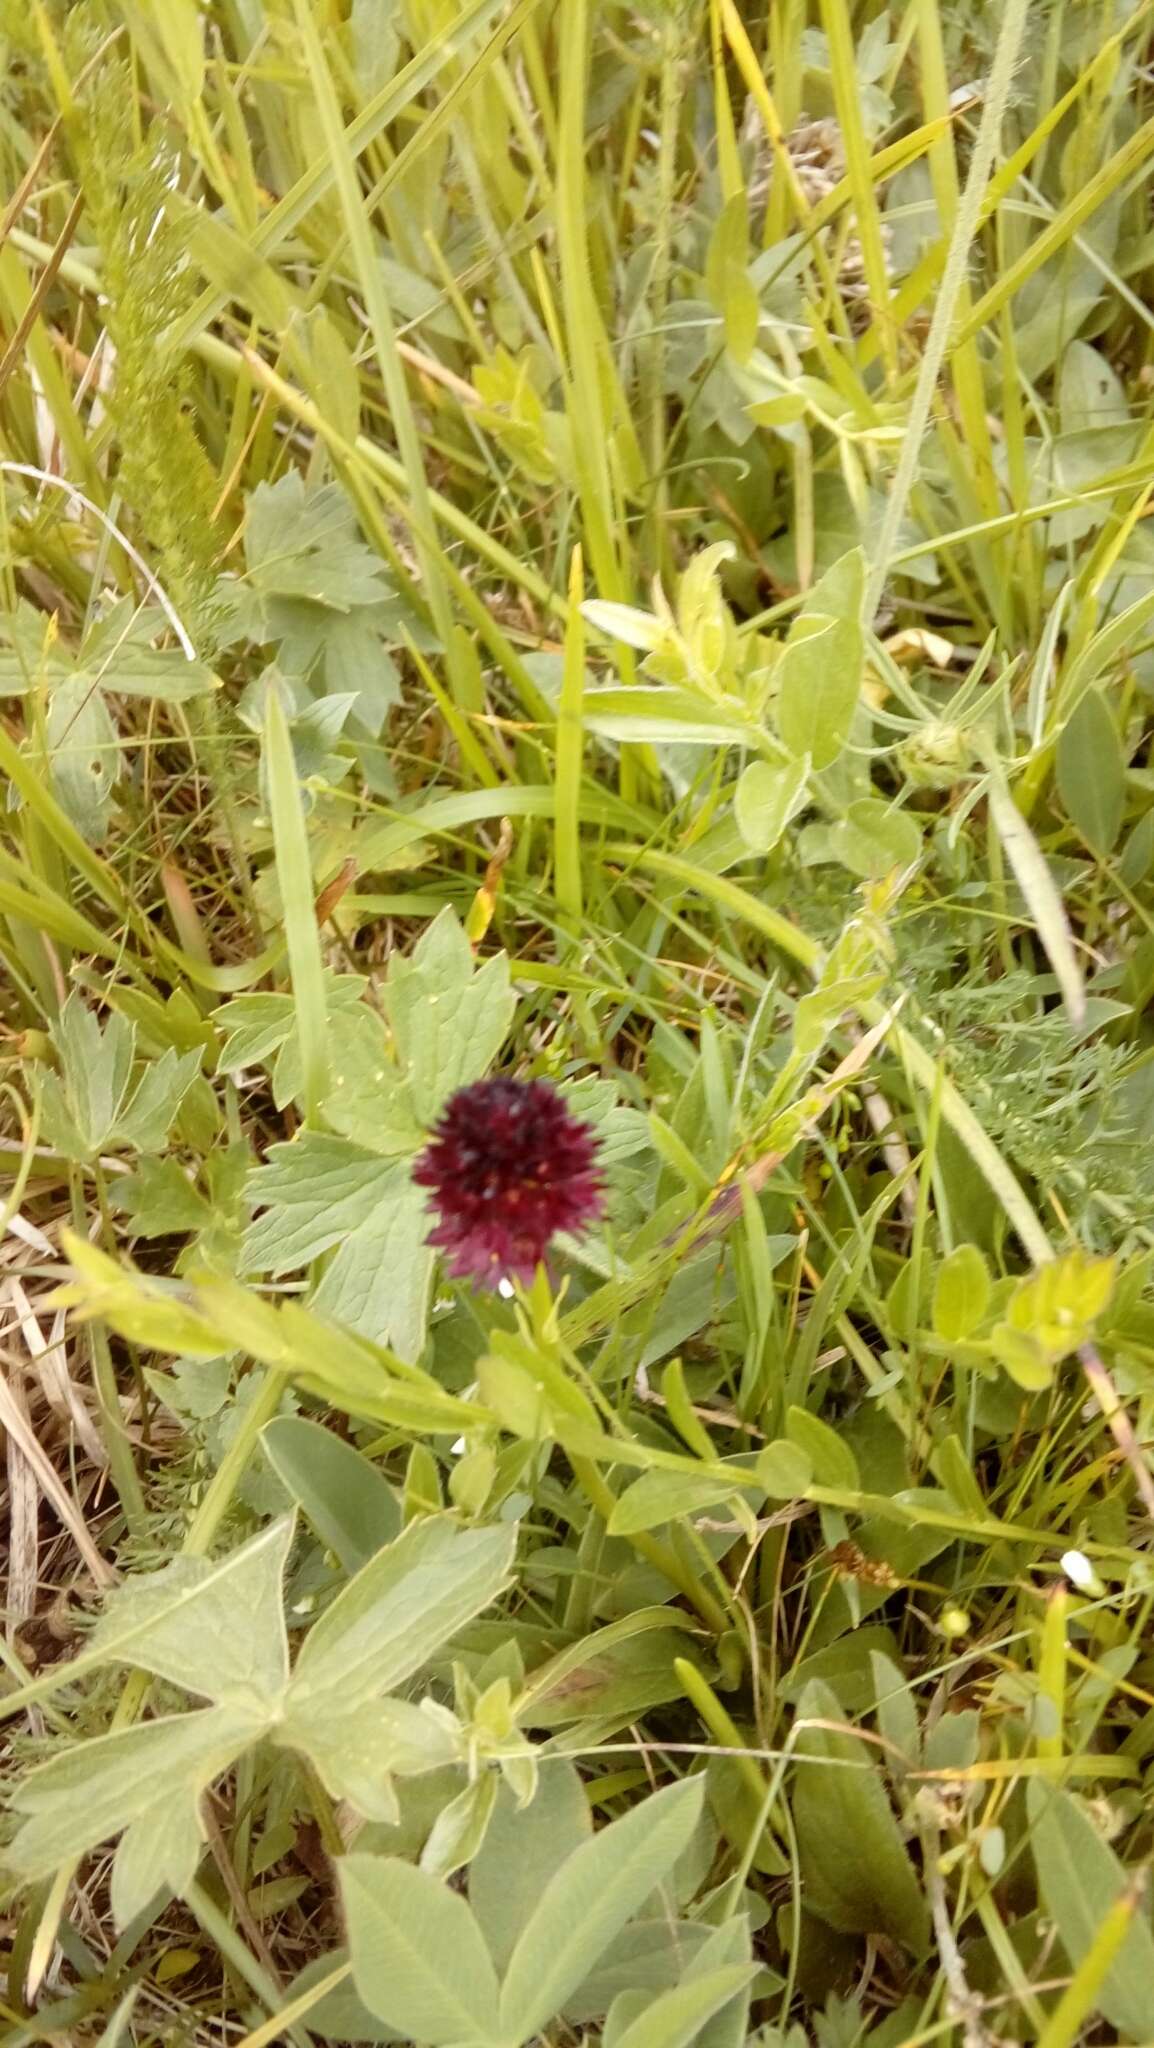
(570, 1454, 729, 1634)
(183, 1368, 285, 1558)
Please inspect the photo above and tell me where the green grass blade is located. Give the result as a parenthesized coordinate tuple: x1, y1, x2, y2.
(864, 0, 1030, 617)
(263, 688, 328, 1129)
(554, 546, 586, 929)
(292, 0, 459, 698)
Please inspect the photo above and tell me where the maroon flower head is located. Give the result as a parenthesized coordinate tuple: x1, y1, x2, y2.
(413, 1076, 604, 1287)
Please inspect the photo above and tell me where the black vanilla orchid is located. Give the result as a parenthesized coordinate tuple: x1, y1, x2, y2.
(413, 1076, 604, 1288)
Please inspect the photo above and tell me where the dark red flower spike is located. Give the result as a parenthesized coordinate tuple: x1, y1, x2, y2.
(413, 1076, 604, 1288)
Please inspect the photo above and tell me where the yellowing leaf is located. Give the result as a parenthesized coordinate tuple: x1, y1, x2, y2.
(992, 1250, 1115, 1389)
(54, 1234, 224, 1356)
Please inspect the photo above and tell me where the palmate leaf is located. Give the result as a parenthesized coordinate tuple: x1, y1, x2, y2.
(287, 1516, 517, 1716)
(88, 1515, 293, 1706)
(40, 996, 202, 1161)
(114, 1047, 204, 1152)
(111, 1798, 205, 1930)
(5, 1508, 518, 1900)
(277, 1696, 460, 1824)
(221, 464, 427, 747)
(241, 1138, 434, 1359)
(237, 908, 517, 1357)
(117, 1155, 216, 1239)
(4, 1706, 260, 1889)
(214, 974, 365, 1072)
(321, 1003, 425, 1149)
(45, 996, 135, 1157)
(280, 1515, 517, 1829)
(384, 908, 515, 1126)
(244, 473, 392, 611)
(214, 971, 421, 1138)
(242, 1136, 402, 1273)
(310, 1171, 434, 1362)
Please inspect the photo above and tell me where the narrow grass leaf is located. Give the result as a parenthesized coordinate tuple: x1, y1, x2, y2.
(263, 687, 328, 1125)
(984, 759, 1086, 1029)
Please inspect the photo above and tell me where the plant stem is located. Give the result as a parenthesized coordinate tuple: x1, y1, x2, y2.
(570, 1454, 729, 1633)
(185, 1880, 315, 2048)
(644, 20, 685, 582)
(184, 1369, 285, 1558)
(69, 1171, 147, 1536)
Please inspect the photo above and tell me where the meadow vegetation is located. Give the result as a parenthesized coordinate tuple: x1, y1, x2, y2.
(3, 2, 1154, 2043)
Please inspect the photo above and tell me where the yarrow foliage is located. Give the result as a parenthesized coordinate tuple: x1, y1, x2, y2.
(413, 1076, 603, 1287)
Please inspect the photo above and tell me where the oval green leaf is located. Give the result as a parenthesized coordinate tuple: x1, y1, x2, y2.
(734, 758, 810, 853)
(932, 1244, 992, 1343)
